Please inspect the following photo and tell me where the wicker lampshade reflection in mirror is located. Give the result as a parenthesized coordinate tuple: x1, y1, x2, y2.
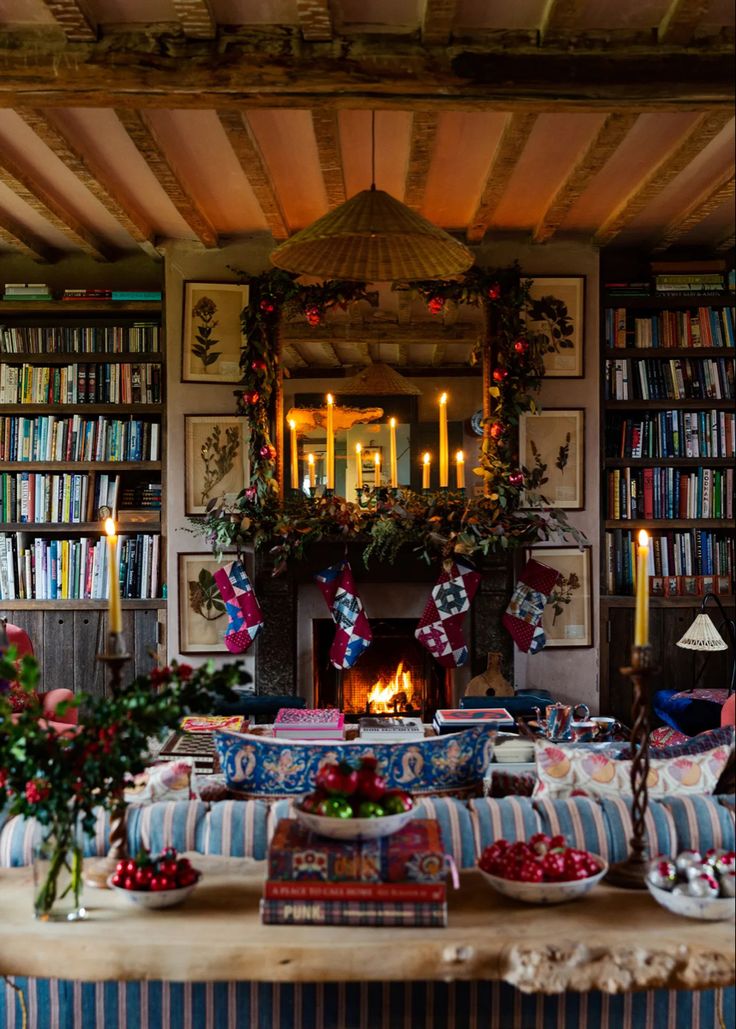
(270, 186, 475, 282)
(336, 362, 422, 396)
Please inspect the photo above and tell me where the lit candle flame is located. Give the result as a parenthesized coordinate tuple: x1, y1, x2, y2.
(104, 517, 116, 538)
(638, 529, 649, 547)
(422, 452, 430, 465)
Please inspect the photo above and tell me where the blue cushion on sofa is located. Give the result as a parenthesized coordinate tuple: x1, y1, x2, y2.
(214, 726, 496, 798)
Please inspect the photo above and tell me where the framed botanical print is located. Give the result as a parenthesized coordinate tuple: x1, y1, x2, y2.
(519, 408, 584, 510)
(524, 545, 593, 648)
(178, 552, 229, 654)
(182, 282, 248, 383)
(525, 276, 585, 378)
(184, 415, 249, 516)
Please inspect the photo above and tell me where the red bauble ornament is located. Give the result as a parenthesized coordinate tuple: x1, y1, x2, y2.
(487, 283, 501, 300)
(259, 297, 276, 315)
(508, 470, 524, 487)
(260, 443, 276, 460)
(490, 422, 504, 440)
(305, 306, 322, 327)
(513, 339, 529, 354)
(242, 390, 260, 405)
(427, 296, 445, 315)
(492, 368, 508, 382)
(251, 358, 267, 372)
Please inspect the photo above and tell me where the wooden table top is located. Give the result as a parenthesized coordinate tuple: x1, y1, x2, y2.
(1, 857, 733, 993)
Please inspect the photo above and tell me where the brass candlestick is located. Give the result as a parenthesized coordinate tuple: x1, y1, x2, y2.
(84, 631, 132, 889)
(606, 643, 658, 889)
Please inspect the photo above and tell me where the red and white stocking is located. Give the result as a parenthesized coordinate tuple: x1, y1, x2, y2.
(502, 558, 561, 654)
(213, 560, 264, 655)
(415, 557, 481, 668)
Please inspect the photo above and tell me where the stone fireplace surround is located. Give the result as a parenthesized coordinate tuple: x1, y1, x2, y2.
(252, 543, 513, 705)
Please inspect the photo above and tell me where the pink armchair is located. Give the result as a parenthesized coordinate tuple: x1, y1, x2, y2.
(1, 619, 78, 732)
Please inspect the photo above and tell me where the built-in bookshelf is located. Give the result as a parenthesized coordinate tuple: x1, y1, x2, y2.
(599, 257, 735, 722)
(0, 301, 165, 608)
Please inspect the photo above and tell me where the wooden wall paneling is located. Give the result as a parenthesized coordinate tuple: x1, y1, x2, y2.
(42, 609, 76, 693)
(72, 608, 106, 697)
(134, 608, 160, 678)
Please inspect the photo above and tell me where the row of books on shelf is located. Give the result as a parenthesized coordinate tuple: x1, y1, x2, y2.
(653, 271, 729, 295)
(119, 484, 161, 510)
(0, 415, 160, 464)
(0, 532, 160, 601)
(261, 819, 448, 927)
(607, 467, 734, 522)
(604, 306, 734, 350)
(604, 356, 734, 401)
(1, 284, 162, 302)
(0, 324, 160, 355)
(605, 529, 733, 595)
(0, 470, 123, 523)
(608, 410, 735, 459)
(0, 363, 162, 406)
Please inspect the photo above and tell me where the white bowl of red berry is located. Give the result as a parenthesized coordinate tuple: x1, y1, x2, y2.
(295, 756, 415, 841)
(107, 847, 201, 909)
(477, 834, 608, 904)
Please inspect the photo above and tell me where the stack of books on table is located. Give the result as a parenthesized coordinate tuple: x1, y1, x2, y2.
(261, 819, 448, 926)
(272, 707, 345, 740)
(157, 716, 248, 775)
(432, 708, 514, 735)
(358, 716, 424, 743)
(3, 283, 52, 301)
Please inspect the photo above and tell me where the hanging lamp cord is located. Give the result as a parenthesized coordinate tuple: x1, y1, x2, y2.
(371, 110, 376, 191)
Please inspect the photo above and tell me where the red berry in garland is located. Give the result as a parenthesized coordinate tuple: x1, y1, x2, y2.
(259, 297, 276, 315)
(489, 422, 504, 440)
(305, 306, 322, 326)
(492, 367, 508, 382)
(513, 339, 529, 354)
(508, 470, 524, 487)
(487, 283, 501, 300)
(242, 391, 260, 405)
(427, 296, 445, 315)
(250, 358, 267, 372)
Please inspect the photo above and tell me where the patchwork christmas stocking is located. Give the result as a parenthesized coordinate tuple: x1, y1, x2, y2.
(415, 557, 481, 668)
(502, 558, 561, 654)
(213, 560, 264, 655)
(315, 560, 372, 669)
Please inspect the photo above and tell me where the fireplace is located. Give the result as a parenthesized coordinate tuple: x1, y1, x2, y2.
(313, 618, 451, 720)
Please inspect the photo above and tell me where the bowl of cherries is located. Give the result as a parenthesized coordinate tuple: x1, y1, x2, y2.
(107, 847, 201, 909)
(478, 834, 608, 904)
(296, 756, 415, 841)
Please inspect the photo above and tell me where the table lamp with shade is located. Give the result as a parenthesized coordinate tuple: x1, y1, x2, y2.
(676, 592, 735, 697)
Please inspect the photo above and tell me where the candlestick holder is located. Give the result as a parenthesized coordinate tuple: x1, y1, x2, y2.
(309, 486, 317, 498)
(324, 487, 334, 498)
(421, 487, 432, 496)
(84, 631, 132, 889)
(606, 643, 658, 890)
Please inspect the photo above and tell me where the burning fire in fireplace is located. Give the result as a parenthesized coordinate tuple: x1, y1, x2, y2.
(365, 661, 419, 715)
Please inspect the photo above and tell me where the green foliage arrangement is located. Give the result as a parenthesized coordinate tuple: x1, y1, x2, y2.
(0, 653, 240, 917)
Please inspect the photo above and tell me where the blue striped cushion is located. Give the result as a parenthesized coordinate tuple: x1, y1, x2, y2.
(411, 797, 477, 870)
(199, 800, 271, 859)
(597, 798, 677, 861)
(467, 797, 541, 859)
(0, 978, 730, 1028)
(532, 797, 610, 859)
(126, 802, 208, 857)
(661, 796, 735, 855)
(0, 809, 109, 868)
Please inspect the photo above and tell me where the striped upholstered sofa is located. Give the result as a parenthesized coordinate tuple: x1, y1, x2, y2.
(1, 794, 734, 1029)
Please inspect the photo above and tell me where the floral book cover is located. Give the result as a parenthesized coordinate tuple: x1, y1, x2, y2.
(268, 819, 447, 883)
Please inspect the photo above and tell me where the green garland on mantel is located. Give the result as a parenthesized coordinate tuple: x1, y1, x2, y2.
(194, 263, 586, 571)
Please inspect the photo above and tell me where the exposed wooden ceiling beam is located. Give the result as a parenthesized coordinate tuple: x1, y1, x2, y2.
(0, 212, 58, 262)
(534, 113, 639, 243)
(467, 113, 537, 243)
(715, 231, 734, 252)
(217, 110, 288, 240)
(0, 152, 113, 259)
(295, 0, 332, 41)
(652, 173, 736, 252)
(311, 110, 346, 210)
(405, 112, 438, 212)
(170, 0, 216, 39)
(284, 344, 309, 368)
(422, 0, 458, 45)
(281, 321, 480, 343)
(116, 109, 218, 248)
(432, 343, 447, 367)
(397, 344, 409, 366)
(658, 0, 710, 45)
(19, 110, 155, 253)
(39, 0, 96, 41)
(594, 111, 733, 247)
(0, 37, 732, 110)
(538, 0, 587, 42)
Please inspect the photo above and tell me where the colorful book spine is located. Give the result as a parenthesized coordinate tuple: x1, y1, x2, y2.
(260, 898, 447, 927)
(263, 880, 446, 902)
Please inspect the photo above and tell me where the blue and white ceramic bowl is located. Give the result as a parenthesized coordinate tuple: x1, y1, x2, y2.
(646, 880, 735, 921)
(478, 856, 607, 904)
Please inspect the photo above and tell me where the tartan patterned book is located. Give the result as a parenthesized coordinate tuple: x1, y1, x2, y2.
(260, 898, 447, 927)
(268, 819, 447, 884)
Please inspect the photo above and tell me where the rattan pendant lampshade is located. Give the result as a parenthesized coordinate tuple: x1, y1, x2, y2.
(270, 185, 475, 281)
(336, 362, 422, 396)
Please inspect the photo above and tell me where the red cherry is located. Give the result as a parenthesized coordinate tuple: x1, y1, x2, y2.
(124, 860, 137, 875)
(111, 873, 123, 888)
(549, 835, 567, 850)
(177, 857, 192, 874)
(177, 870, 198, 888)
(149, 876, 163, 892)
(519, 860, 544, 883)
(134, 867, 153, 890)
(156, 875, 173, 892)
(159, 859, 179, 879)
(115, 861, 127, 875)
(123, 876, 136, 891)
(508, 841, 531, 862)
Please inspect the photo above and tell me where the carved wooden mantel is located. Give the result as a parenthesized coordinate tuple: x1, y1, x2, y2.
(0, 859, 733, 992)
